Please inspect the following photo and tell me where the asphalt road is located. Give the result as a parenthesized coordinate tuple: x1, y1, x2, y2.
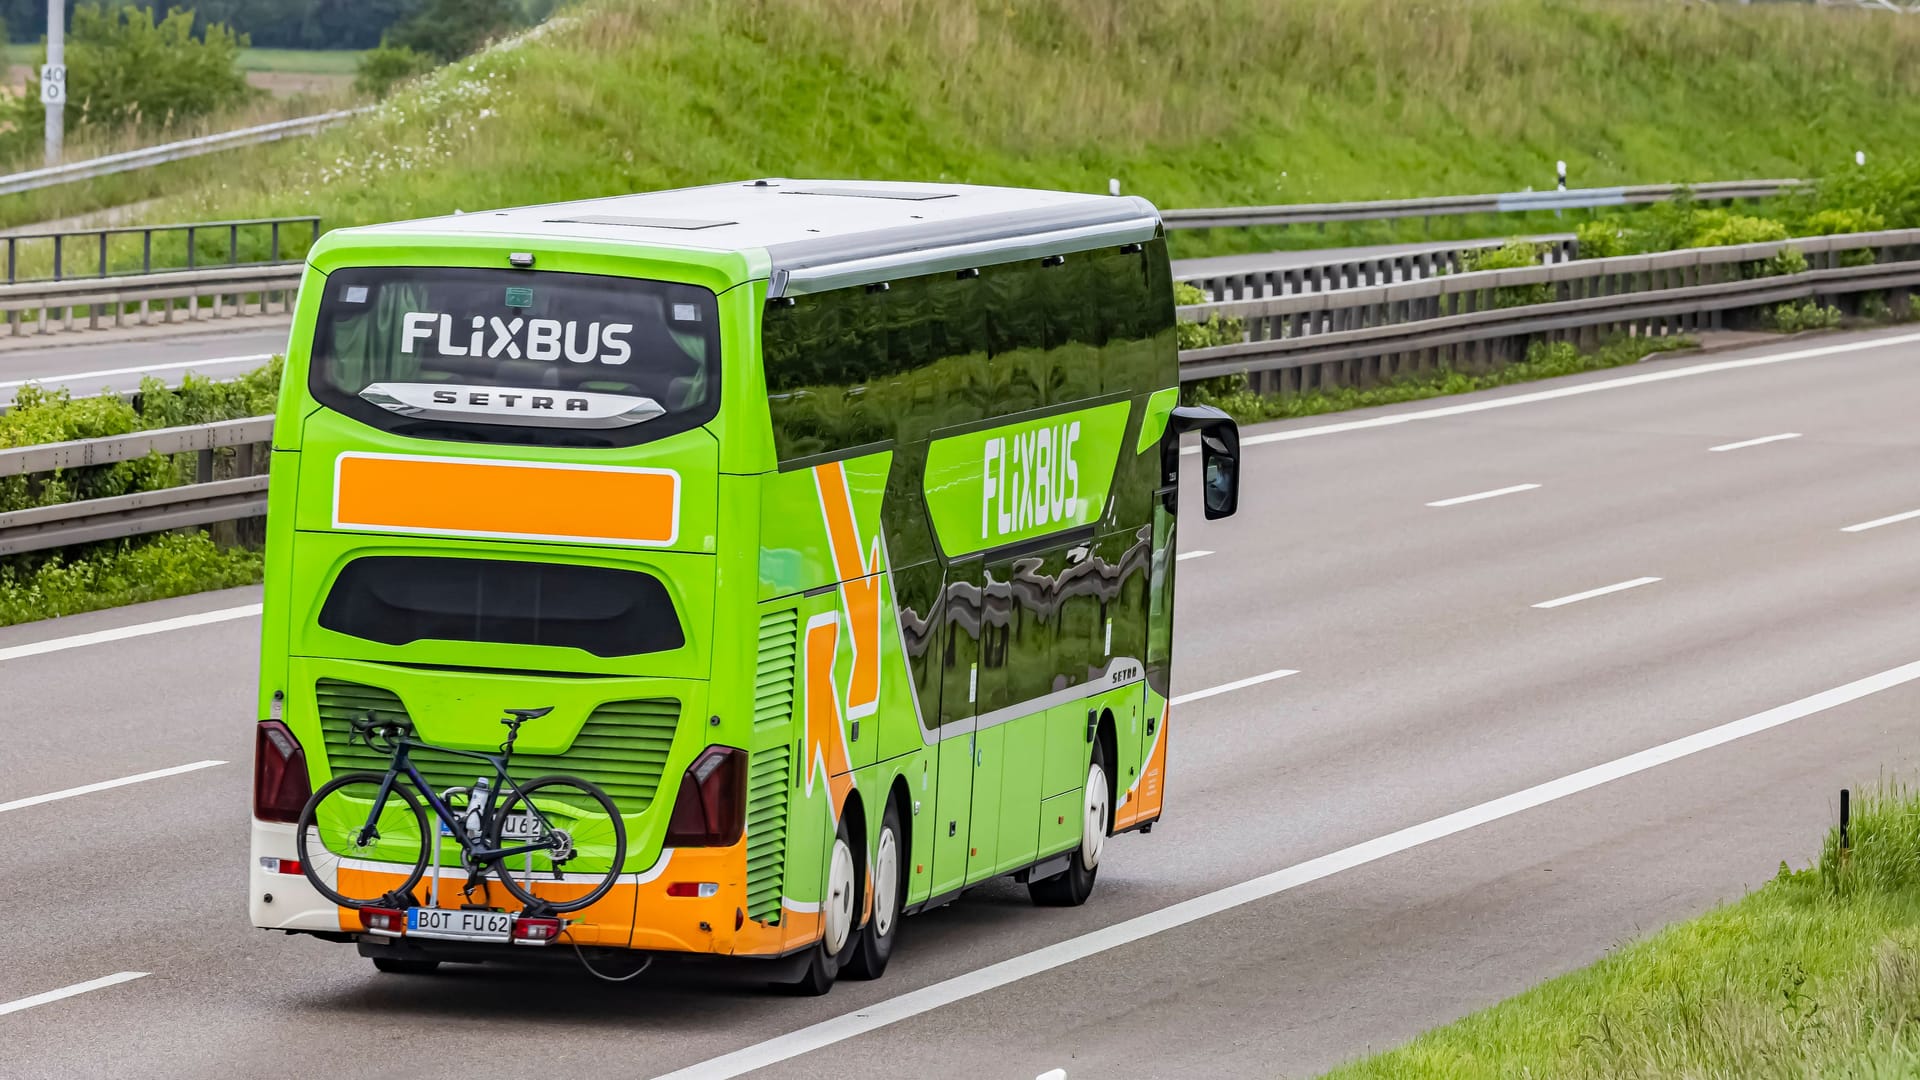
(0, 323, 290, 408)
(5, 327, 1920, 1079)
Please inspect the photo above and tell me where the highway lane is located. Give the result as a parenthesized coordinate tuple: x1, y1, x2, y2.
(0, 323, 288, 407)
(3, 327, 1920, 1078)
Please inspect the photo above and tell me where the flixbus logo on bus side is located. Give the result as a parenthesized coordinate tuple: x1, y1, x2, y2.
(922, 400, 1132, 557)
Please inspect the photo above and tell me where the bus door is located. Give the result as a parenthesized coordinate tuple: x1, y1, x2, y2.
(929, 556, 982, 898)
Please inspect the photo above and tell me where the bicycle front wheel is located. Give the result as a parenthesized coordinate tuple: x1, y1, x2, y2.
(489, 775, 626, 914)
(296, 771, 430, 909)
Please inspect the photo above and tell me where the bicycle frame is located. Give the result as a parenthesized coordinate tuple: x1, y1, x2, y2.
(350, 735, 560, 869)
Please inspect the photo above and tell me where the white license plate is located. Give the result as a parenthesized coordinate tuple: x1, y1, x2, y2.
(408, 907, 513, 942)
(499, 812, 542, 842)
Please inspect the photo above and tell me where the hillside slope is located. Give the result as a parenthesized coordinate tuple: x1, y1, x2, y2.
(26, 0, 1920, 241)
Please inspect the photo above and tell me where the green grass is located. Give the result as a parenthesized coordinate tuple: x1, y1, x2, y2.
(1324, 785, 1920, 1079)
(5, 0, 1920, 247)
(235, 48, 360, 74)
(0, 532, 262, 626)
(1185, 336, 1701, 425)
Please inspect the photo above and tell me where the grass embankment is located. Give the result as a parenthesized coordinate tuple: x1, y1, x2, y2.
(1327, 787, 1920, 1078)
(2, 0, 1917, 251)
(0, 363, 280, 626)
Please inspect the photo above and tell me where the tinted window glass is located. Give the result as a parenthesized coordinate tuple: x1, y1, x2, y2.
(311, 267, 719, 449)
(319, 557, 685, 657)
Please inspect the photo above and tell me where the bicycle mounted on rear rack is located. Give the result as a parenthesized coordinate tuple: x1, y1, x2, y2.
(292, 706, 628, 941)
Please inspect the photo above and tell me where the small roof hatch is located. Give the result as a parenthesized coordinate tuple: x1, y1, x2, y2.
(545, 214, 736, 230)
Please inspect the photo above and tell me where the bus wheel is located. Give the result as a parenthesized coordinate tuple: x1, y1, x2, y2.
(370, 957, 440, 975)
(843, 800, 903, 980)
(782, 816, 859, 995)
(1028, 745, 1108, 907)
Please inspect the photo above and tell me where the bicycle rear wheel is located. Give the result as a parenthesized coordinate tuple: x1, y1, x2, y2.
(296, 772, 430, 909)
(488, 775, 626, 914)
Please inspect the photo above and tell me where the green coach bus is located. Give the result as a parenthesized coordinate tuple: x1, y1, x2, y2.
(248, 179, 1241, 993)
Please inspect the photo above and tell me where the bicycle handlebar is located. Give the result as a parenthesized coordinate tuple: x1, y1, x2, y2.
(350, 713, 412, 752)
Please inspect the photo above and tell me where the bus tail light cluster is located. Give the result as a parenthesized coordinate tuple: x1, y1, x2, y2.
(253, 721, 312, 824)
(359, 907, 405, 936)
(511, 917, 562, 945)
(664, 746, 745, 847)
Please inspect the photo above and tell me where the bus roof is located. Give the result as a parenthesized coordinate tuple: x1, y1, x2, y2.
(337, 179, 1163, 297)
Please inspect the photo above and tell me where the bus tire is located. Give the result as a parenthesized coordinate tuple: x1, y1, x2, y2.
(1028, 743, 1108, 907)
(842, 799, 903, 981)
(781, 815, 859, 996)
(370, 957, 440, 975)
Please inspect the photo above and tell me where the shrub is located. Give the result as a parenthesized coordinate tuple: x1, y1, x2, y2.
(1764, 300, 1841, 332)
(1761, 246, 1809, 278)
(1689, 212, 1790, 249)
(1800, 207, 1886, 236)
(1460, 240, 1545, 272)
(1837, 248, 1877, 269)
(0, 532, 263, 627)
(1173, 281, 1244, 349)
(1575, 220, 1628, 260)
(354, 39, 439, 98)
(387, 0, 526, 61)
(1812, 156, 1920, 231)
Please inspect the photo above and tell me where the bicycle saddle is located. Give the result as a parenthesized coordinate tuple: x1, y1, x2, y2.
(502, 706, 554, 724)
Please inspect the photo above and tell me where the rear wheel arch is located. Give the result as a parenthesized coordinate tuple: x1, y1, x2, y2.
(1095, 708, 1119, 835)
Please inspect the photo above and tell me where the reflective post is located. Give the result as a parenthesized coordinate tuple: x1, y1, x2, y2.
(43, 0, 63, 167)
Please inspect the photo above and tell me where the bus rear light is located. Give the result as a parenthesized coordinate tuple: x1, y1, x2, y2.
(359, 907, 405, 936)
(664, 746, 745, 847)
(511, 917, 561, 945)
(258, 857, 303, 876)
(253, 720, 312, 824)
(666, 882, 719, 898)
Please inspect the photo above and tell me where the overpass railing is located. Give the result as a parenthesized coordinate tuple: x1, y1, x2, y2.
(1161, 178, 1802, 231)
(5, 227, 1917, 555)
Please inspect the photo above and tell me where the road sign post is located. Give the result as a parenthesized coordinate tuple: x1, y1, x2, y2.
(43, 0, 64, 167)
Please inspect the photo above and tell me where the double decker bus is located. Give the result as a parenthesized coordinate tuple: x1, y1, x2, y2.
(248, 179, 1241, 993)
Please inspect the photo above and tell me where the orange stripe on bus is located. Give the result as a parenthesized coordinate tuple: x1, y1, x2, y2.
(334, 454, 678, 545)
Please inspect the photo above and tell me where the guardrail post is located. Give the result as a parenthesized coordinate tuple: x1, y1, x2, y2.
(51, 233, 61, 281)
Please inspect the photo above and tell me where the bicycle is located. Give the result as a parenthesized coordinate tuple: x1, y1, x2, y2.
(294, 706, 627, 915)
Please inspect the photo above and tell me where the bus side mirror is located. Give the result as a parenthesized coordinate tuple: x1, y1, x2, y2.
(1169, 404, 1240, 520)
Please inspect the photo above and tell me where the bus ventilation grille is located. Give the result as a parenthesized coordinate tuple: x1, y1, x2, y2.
(745, 744, 791, 925)
(754, 608, 799, 731)
(314, 679, 680, 816)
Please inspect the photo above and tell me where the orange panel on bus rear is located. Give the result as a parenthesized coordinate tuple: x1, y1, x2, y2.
(333, 453, 679, 546)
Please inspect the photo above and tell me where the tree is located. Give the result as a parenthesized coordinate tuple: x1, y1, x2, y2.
(385, 0, 521, 62)
(4, 5, 255, 157)
(353, 37, 436, 98)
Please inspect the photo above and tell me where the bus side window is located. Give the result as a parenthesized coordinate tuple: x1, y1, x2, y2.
(985, 260, 1046, 417)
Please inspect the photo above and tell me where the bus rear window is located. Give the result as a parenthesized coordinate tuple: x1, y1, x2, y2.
(318, 556, 686, 657)
(311, 267, 719, 447)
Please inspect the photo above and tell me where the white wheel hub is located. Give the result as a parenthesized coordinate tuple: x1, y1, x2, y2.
(1082, 762, 1109, 870)
(824, 835, 856, 955)
(873, 826, 900, 938)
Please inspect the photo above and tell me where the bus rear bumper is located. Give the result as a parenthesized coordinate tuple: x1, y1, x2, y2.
(250, 818, 341, 933)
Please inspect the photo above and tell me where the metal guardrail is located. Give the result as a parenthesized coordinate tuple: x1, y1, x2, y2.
(1163, 179, 1802, 231)
(3, 226, 1914, 556)
(0, 264, 303, 335)
(1181, 235, 1579, 302)
(0, 109, 371, 198)
(1178, 228, 1920, 391)
(0, 417, 273, 556)
(0, 216, 320, 284)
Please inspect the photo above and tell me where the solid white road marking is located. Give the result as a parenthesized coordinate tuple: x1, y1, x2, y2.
(0, 972, 148, 1018)
(0, 760, 227, 814)
(1182, 331, 1920, 455)
(1842, 509, 1920, 534)
(1532, 577, 1662, 610)
(1709, 432, 1801, 453)
(0, 353, 274, 391)
(1171, 668, 1298, 706)
(653, 657, 1920, 1080)
(1176, 550, 1214, 562)
(0, 603, 261, 664)
(1426, 483, 1540, 508)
